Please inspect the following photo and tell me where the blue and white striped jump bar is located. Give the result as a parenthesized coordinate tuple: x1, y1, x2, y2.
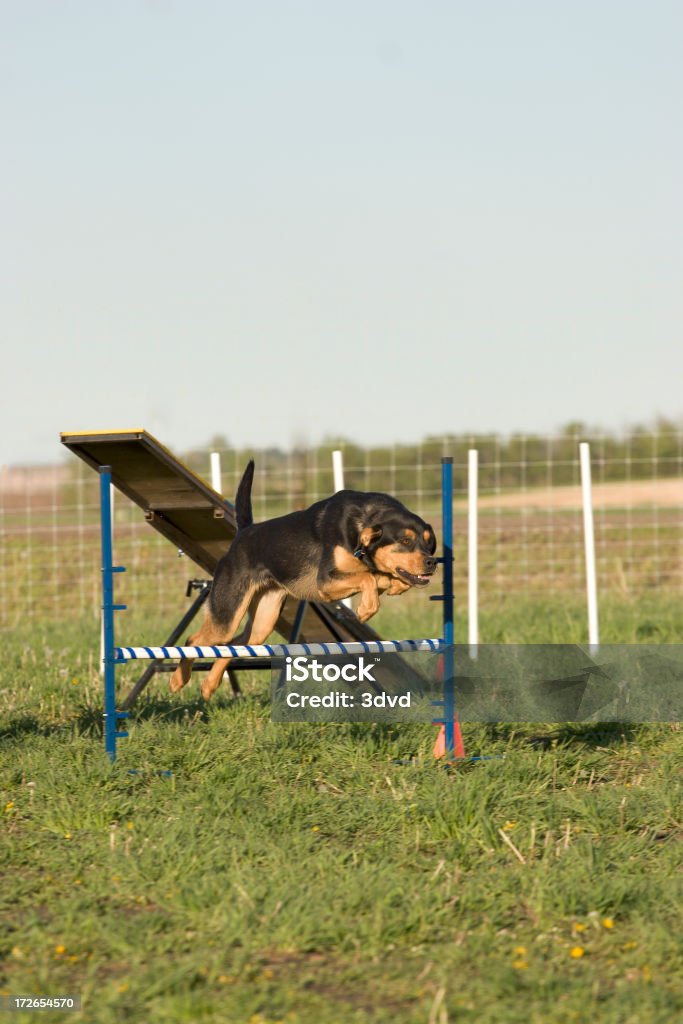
(114, 638, 445, 661)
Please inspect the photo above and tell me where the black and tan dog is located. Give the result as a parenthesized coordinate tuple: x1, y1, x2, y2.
(170, 461, 437, 699)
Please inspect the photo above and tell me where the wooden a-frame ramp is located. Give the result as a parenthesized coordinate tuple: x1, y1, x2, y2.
(61, 429, 402, 705)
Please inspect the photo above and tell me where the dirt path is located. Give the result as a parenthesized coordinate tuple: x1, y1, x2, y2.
(471, 478, 682, 510)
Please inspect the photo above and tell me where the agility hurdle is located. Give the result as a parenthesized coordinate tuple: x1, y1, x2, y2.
(98, 458, 460, 762)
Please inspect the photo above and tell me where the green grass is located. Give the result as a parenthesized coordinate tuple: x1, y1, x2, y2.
(1, 597, 682, 1023)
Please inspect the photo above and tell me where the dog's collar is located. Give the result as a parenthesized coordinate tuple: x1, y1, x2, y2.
(353, 546, 376, 568)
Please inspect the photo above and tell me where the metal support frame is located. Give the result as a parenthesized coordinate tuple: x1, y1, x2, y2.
(120, 583, 212, 710)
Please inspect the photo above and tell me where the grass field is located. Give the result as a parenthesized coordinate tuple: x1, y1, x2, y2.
(1, 594, 682, 1023)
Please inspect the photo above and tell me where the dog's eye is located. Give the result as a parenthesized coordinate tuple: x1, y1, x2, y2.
(400, 536, 412, 547)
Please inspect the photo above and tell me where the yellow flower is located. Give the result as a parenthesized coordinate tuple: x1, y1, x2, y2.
(64, 833, 72, 840)
(5, 802, 14, 812)
(570, 946, 585, 958)
(311, 826, 320, 832)
(117, 983, 129, 993)
(512, 960, 528, 970)
(55, 945, 66, 955)
(126, 822, 134, 830)
(502, 821, 516, 830)
(622, 941, 638, 951)
(602, 918, 614, 929)
(513, 946, 527, 956)
(572, 923, 586, 933)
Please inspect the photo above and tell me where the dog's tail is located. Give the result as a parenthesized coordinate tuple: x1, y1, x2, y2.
(235, 460, 255, 530)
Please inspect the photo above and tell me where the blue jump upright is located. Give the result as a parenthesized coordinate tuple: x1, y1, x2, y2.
(429, 458, 465, 760)
(99, 466, 129, 760)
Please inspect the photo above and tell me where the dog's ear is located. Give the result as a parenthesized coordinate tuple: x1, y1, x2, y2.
(423, 524, 437, 554)
(358, 525, 383, 549)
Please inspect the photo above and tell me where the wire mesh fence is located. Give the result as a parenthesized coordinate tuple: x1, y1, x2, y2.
(1, 426, 681, 632)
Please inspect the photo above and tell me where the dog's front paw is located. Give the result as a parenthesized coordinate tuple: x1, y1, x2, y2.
(356, 601, 380, 623)
(386, 578, 412, 596)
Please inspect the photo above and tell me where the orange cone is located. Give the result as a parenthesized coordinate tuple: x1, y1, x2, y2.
(433, 722, 465, 759)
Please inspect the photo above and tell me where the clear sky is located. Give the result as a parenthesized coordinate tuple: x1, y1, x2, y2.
(2, 0, 681, 466)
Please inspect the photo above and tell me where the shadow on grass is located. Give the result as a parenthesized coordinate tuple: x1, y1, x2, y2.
(0, 690, 265, 743)
(0, 714, 48, 743)
(482, 721, 642, 749)
(2, 698, 646, 754)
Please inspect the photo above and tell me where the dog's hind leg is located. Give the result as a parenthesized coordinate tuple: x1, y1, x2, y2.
(169, 580, 256, 694)
(201, 589, 286, 700)
(168, 616, 224, 693)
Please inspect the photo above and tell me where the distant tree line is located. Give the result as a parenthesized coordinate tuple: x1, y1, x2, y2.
(182, 418, 682, 510)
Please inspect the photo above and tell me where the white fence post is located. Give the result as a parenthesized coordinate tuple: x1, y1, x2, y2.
(332, 450, 353, 609)
(210, 451, 222, 494)
(579, 442, 600, 650)
(468, 449, 479, 651)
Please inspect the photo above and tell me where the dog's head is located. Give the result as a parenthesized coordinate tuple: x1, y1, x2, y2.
(355, 512, 437, 586)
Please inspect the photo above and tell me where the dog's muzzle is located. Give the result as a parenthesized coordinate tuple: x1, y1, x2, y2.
(396, 565, 435, 587)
